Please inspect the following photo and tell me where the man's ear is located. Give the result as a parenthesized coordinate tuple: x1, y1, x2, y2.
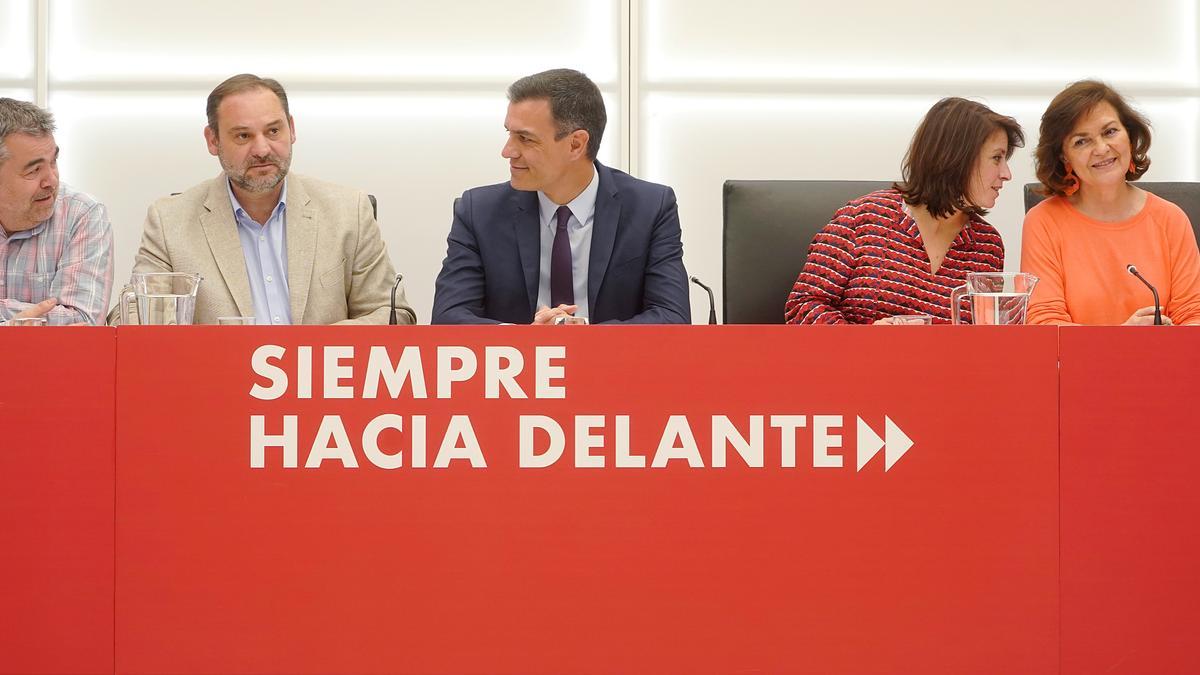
(204, 125, 219, 157)
(570, 129, 590, 161)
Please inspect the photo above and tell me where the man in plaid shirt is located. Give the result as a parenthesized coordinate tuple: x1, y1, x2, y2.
(0, 98, 113, 325)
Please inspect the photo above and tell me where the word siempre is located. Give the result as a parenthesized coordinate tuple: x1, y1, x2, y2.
(250, 344, 568, 400)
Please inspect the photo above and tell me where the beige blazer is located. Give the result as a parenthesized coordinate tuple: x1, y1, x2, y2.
(124, 173, 415, 325)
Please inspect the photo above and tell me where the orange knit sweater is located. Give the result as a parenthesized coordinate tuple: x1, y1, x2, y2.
(1020, 192, 1200, 325)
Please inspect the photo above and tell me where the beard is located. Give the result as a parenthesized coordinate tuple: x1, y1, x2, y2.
(220, 150, 292, 193)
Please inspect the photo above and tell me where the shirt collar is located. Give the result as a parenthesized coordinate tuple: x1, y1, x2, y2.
(537, 165, 600, 230)
(0, 220, 48, 242)
(902, 209, 920, 239)
(958, 214, 980, 245)
(226, 178, 288, 226)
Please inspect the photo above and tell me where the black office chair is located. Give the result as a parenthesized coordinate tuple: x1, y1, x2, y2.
(1023, 181, 1200, 243)
(722, 180, 891, 324)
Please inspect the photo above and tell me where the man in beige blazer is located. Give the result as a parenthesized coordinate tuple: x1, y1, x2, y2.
(124, 74, 415, 325)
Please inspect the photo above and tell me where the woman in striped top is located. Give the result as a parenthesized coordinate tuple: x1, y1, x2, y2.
(786, 98, 1023, 324)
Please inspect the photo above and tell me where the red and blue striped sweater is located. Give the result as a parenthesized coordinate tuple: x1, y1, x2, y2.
(785, 189, 1004, 324)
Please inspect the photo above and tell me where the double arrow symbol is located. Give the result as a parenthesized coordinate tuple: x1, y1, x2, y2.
(856, 416, 913, 472)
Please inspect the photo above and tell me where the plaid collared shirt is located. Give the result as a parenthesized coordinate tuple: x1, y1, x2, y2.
(1, 184, 114, 325)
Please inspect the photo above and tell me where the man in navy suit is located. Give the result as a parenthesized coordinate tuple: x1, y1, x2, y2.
(432, 69, 690, 325)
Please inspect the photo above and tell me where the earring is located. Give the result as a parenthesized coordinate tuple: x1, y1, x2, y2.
(1063, 164, 1080, 196)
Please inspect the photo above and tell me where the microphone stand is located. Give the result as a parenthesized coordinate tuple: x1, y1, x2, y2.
(389, 273, 404, 325)
(690, 276, 718, 325)
(1126, 264, 1162, 325)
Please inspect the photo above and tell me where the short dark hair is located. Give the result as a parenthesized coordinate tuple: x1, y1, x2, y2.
(893, 97, 1024, 219)
(206, 74, 290, 133)
(507, 68, 606, 161)
(1035, 80, 1151, 197)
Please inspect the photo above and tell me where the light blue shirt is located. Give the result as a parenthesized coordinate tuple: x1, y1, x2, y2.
(227, 179, 292, 325)
(536, 167, 599, 319)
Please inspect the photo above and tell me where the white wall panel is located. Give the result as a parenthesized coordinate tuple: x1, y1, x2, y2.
(49, 91, 222, 313)
(49, 90, 621, 323)
(43, 0, 622, 322)
(0, 0, 34, 80)
(4, 0, 1198, 325)
(49, 0, 619, 84)
(644, 0, 1198, 86)
(640, 0, 1200, 322)
(0, 90, 36, 102)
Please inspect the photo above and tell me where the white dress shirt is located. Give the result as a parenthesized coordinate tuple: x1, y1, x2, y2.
(227, 179, 292, 325)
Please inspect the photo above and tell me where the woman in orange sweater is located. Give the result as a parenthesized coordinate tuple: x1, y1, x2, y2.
(1021, 80, 1200, 325)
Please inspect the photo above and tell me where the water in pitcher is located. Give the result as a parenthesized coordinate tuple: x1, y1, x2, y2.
(968, 292, 1030, 325)
(138, 293, 196, 325)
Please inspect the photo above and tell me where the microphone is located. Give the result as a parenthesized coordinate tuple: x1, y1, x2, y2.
(1126, 264, 1162, 325)
(689, 275, 718, 325)
(389, 273, 404, 325)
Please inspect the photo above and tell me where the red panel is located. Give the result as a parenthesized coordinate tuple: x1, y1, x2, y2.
(114, 325, 1058, 674)
(1060, 328, 1200, 675)
(0, 328, 115, 675)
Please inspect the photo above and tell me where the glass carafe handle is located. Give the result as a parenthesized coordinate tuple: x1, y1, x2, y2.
(118, 284, 138, 326)
(949, 284, 967, 325)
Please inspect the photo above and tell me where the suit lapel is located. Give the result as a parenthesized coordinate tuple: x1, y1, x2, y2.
(285, 177, 316, 324)
(200, 176, 254, 317)
(588, 162, 619, 309)
(513, 190, 540, 315)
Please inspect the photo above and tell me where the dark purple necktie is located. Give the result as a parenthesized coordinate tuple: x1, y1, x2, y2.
(550, 205, 574, 307)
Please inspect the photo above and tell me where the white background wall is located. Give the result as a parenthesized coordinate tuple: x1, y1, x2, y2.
(3, 0, 1198, 323)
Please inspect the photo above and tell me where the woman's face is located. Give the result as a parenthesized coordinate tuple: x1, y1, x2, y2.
(965, 128, 1013, 209)
(1060, 101, 1132, 192)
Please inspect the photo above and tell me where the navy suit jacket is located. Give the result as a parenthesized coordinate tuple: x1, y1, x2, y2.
(432, 162, 690, 324)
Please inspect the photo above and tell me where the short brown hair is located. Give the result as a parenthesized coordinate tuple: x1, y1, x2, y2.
(1035, 80, 1151, 197)
(206, 74, 290, 133)
(893, 97, 1024, 219)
